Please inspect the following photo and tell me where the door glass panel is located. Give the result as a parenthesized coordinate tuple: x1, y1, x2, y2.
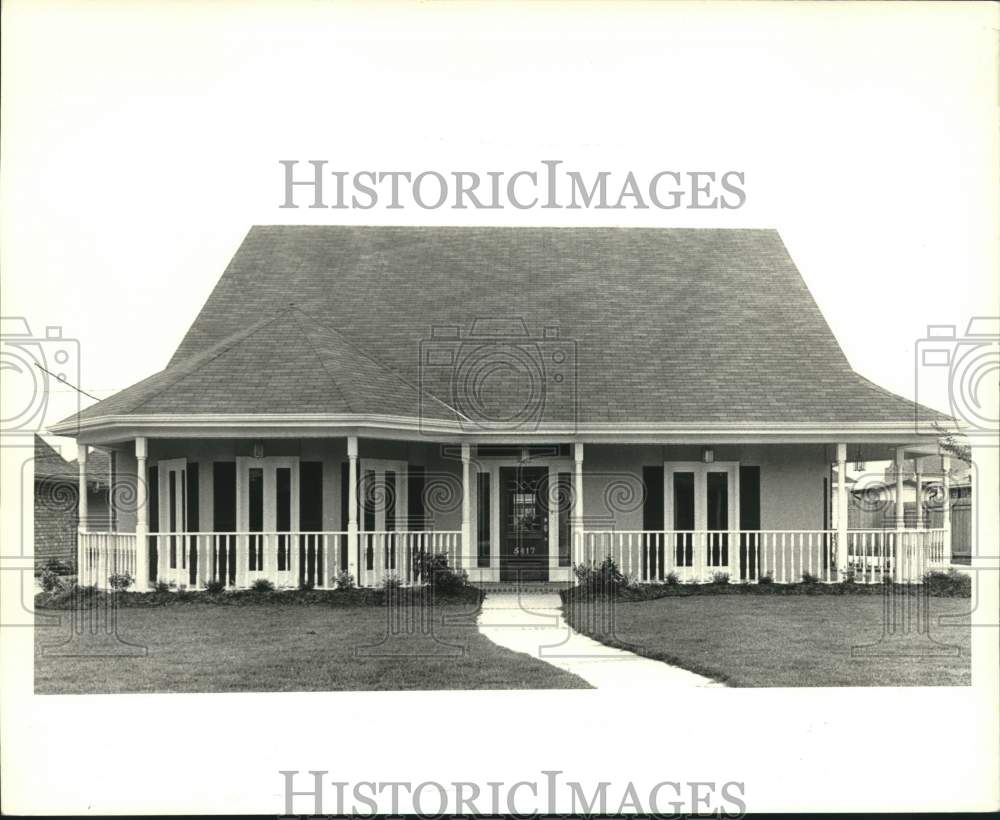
(363, 470, 376, 533)
(168, 471, 178, 568)
(384, 471, 396, 570)
(248, 467, 263, 571)
(384, 472, 396, 531)
(276, 467, 291, 570)
(707, 471, 729, 567)
(673, 471, 694, 567)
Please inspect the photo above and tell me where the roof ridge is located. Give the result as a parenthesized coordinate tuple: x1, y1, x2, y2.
(128, 313, 288, 414)
(287, 308, 359, 414)
(290, 304, 465, 422)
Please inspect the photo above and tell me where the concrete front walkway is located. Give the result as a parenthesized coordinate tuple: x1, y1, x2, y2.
(476, 592, 721, 688)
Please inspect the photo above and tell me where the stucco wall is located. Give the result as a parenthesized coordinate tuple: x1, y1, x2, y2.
(131, 439, 828, 535)
(583, 444, 829, 532)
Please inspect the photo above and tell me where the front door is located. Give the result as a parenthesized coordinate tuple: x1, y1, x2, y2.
(237, 457, 299, 584)
(665, 462, 739, 577)
(499, 466, 549, 582)
(157, 458, 188, 585)
(358, 459, 408, 583)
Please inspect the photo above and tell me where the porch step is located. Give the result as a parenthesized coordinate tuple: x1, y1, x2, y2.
(473, 581, 574, 594)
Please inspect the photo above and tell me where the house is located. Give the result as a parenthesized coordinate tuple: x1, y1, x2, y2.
(33, 435, 113, 571)
(49, 226, 958, 590)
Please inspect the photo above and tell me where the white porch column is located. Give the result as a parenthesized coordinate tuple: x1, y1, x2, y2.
(942, 454, 952, 564)
(134, 437, 149, 591)
(461, 444, 471, 573)
(573, 443, 584, 567)
(836, 443, 848, 580)
(895, 447, 906, 530)
(895, 446, 907, 580)
(347, 436, 359, 583)
(913, 458, 923, 529)
(77, 445, 89, 584)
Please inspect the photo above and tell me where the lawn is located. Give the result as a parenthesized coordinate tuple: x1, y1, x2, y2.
(563, 592, 972, 687)
(34, 600, 590, 693)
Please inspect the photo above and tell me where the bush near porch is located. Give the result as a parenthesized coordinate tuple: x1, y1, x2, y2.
(562, 591, 971, 687)
(564, 565, 972, 603)
(34, 583, 483, 611)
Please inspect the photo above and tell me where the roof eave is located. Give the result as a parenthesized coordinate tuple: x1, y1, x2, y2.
(49, 412, 962, 447)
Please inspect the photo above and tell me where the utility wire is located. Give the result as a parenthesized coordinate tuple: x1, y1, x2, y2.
(34, 363, 102, 402)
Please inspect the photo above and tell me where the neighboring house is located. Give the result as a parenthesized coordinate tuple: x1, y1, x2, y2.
(33, 435, 113, 571)
(50, 226, 958, 590)
(835, 456, 971, 563)
(854, 456, 971, 562)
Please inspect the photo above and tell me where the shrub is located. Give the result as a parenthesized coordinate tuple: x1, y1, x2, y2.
(39, 568, 65, 593)
(203, 579, 225, 594)
(251, 578, 275, 592)
(665, 571, 680, 586)
(573, 557, 626, 595)
(839, 568, 856, 584)
(153, 580, 172, 593)
(107, 572, 134, 591)
(415, 552, 468, 596)
(381, 573, 403, 590)
(710, 571, 730, 585)
(922, 568, 971, 597)
(758, 573, 774, 585)
(299, 579, 315, 591)
(801, 571, 820, 585)
(335, 570, 355, 590)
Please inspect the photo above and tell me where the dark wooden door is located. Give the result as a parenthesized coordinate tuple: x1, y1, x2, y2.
(499, 466, 549, 581)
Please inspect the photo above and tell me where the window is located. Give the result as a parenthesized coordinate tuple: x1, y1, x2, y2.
(557, 471, 572, 567)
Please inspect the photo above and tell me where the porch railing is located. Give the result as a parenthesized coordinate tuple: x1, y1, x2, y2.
(149, 531, 349, 590)
(359, 531, 463, 588)
(78, 530, 463, 590)
(76, 527, 949, 590)
(578, 528, 949, 585)
(79, 532, 138, 587)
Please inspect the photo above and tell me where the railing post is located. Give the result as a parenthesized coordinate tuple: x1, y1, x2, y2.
(942, 454, 952, 565)
(573, 443, 584, 571)
(913, 458, 922, 530)
(347, 436, 359, 585)
(134, 437, 149, 591)
(836, 443, 848, 580)
(461, 444, 471, 574)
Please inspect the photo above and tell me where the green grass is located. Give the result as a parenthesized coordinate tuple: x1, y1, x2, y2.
(34, 601, 590, 693)
(563, 593, 971, 687)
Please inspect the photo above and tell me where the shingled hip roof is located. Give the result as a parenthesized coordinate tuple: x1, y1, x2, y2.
(53, 226, 948, 435)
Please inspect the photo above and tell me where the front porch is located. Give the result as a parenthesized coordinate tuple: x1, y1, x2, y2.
(73, 437, 957, 591)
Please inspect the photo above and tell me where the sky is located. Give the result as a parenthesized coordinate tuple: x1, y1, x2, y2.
(2, 1, 998, 460)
